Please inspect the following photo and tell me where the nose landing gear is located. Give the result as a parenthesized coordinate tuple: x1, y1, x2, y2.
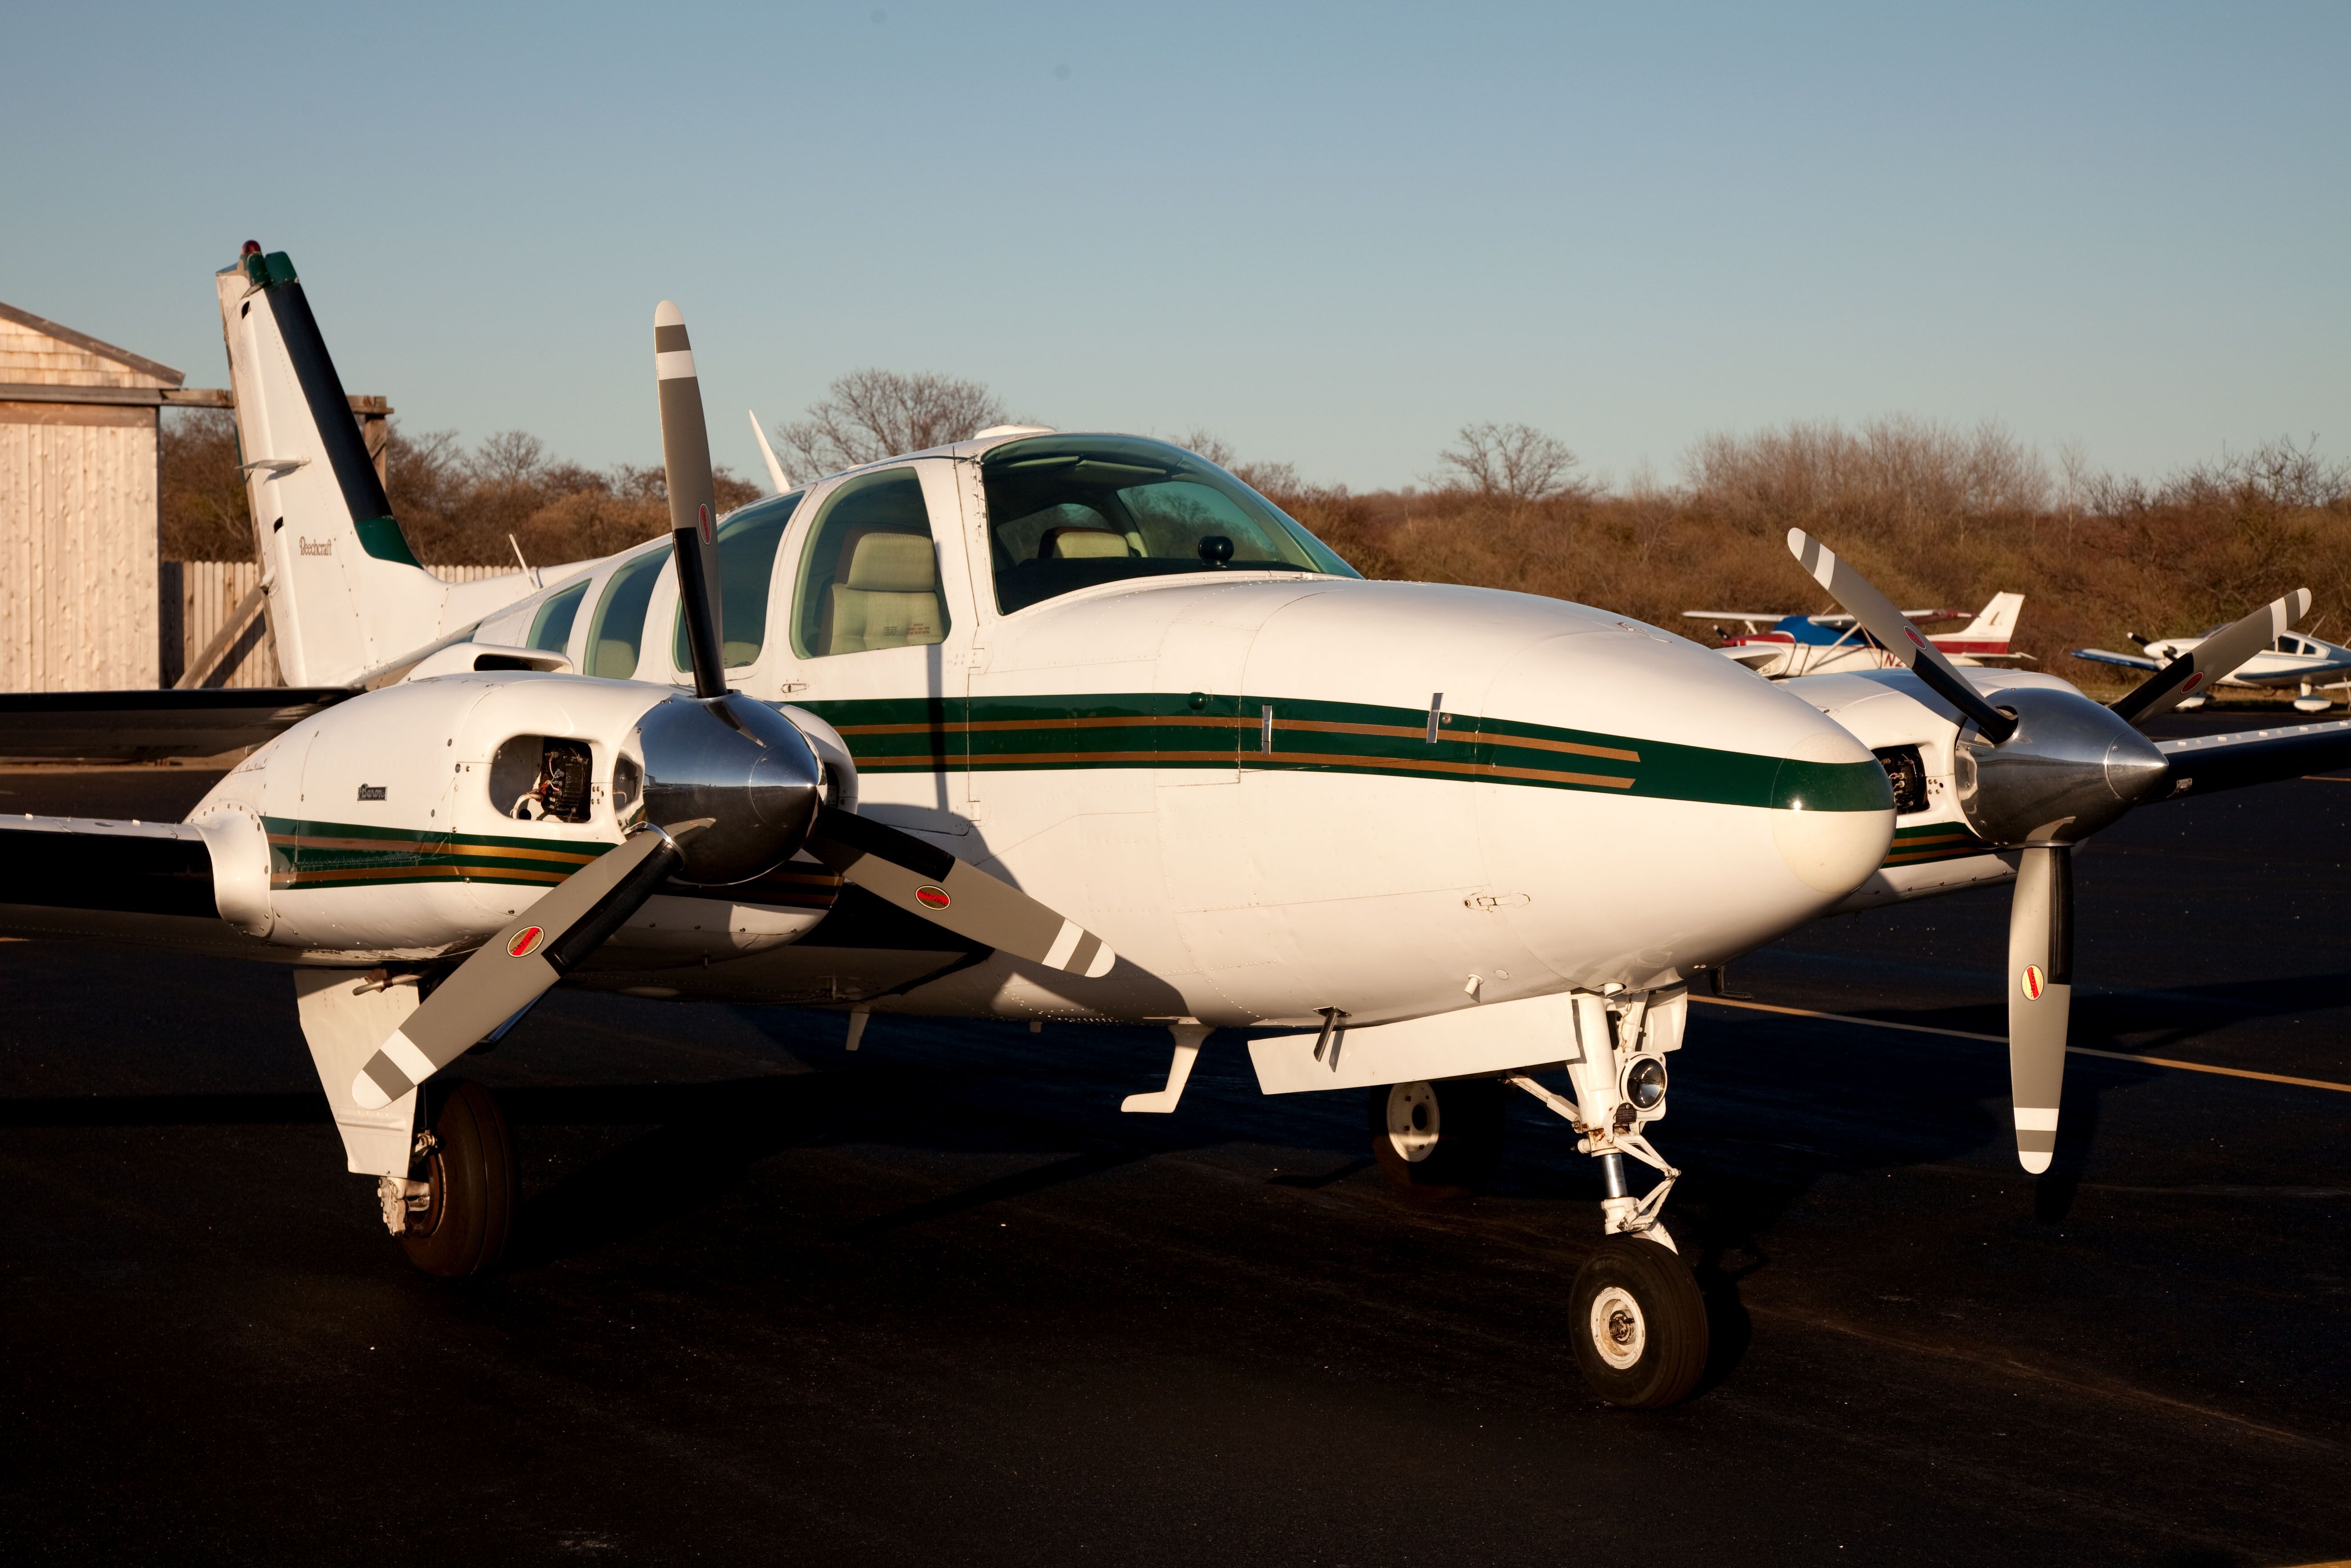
(1515, 986, 1709, 1407)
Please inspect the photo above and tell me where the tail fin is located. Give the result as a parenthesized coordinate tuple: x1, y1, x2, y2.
(217, 246, 525, 685)
(1952, 591, 2024, 650)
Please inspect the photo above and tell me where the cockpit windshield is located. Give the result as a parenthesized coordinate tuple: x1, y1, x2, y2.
(981, 435, 1359, 614)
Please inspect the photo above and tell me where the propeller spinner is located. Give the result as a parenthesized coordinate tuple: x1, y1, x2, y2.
(1785, 529, 2308, 1173)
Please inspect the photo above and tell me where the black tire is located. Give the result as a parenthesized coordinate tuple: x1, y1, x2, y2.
(401, 1081, 516, 1278)
(1369, 1079, 1506, 1196)
(1569, 1235, 1709, 1408)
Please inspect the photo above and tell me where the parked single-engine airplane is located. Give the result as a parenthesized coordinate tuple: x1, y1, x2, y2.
(2075, 623, 2351, 712)
(1686, 591, 2030, 678)
(6, 245, 2349, 1408)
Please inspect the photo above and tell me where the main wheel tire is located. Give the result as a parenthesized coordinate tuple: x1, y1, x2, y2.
(401, 1080, 516, 1278)
(1569, 1235, 1709, 1408)
(1370, 1079, 1506, 1196)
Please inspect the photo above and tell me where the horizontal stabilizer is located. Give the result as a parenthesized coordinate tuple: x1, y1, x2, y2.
(0, 687, 356, 761)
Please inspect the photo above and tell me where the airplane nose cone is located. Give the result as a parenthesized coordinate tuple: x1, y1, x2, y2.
(1771, 730, 1897, 894)
(1467, 619, 1898, 990)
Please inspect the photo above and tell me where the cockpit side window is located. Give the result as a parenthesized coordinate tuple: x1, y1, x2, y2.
(527, 579, 590, 655)
(672, 491, 800, 672)
(790, 468, 949, 658)
(981, 436, 1358, 615)
(584, 546, 672, 679)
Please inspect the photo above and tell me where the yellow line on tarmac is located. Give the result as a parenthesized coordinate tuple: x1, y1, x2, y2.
(1689, 995, 2351, 1096)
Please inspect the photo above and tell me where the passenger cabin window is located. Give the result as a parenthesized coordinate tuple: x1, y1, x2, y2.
(584, 546, 671, 679)
(792, 468, 948, 658)
(527, 579, 589, 655)
(981, 435, 1358, 614)
(673, 492, 800, 672)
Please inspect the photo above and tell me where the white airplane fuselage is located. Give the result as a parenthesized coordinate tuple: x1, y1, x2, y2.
(176, 444, 1904, 1036)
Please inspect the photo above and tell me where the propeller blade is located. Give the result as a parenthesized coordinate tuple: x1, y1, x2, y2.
(2109, 588, 2311, 727)
(654, 300, 729, 700)
(805, 805, 1117, 977)
(1787, 529, 2017, 743)
(350, 828, 685, 1108)
(2007, 843, 2072, 1174)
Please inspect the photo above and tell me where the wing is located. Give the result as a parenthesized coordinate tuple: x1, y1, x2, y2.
(0, 815, 273, 957)
(0, 688, 356, 762)
(2069, 648, 2162, 673)
(2157, 720, 2351, 797)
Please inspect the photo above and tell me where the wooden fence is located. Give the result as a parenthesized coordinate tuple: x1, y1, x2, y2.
(160, 560, 512, 688)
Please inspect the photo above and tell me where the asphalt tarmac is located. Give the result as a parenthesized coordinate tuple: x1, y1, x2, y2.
(3, 717, 2347, 1567)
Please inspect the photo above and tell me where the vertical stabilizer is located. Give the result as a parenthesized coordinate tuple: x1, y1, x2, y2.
(216, 247, 458, 685)
(1948, 591, 2024, 653)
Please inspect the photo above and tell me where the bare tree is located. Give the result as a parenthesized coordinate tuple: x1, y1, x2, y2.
(1172, 428, 1302, 497)
(1436, 421, 1584, 503)
(778, 370, 1010, 476)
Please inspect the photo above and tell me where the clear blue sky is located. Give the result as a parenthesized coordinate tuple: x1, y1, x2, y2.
(6, 1, 2345, 490)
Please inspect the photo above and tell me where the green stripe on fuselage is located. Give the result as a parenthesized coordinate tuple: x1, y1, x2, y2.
(263, 816, 608, 890)
(802, 693, 1892, 811)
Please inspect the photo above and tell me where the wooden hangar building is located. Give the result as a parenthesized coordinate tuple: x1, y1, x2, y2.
(0, 299, 390, 694)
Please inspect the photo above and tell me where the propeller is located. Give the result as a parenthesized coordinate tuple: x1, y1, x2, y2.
(1784, 530, 2307, 1172)
(350, 302, 1115, 1111)
(1789, 530, 2017, 741)
(655, 300, 729, 699)
(2109, 589, 2311, 726)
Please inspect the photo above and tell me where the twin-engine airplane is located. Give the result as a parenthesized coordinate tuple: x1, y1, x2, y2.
(1686, 591, 2030, 679)
(2076, 623, 2351, 712)
(6, 245, 2350, 1409)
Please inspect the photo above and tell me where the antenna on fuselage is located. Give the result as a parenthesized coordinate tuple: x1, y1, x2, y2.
(749, 409, 792, 493)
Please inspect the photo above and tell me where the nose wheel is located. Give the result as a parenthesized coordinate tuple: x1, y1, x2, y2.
(1569, 1235, 1709, 1407)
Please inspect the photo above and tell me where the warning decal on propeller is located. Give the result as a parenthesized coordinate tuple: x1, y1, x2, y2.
(2020, 964, 2046, 1000)
(509, 925, 545, 957)
(915, 885, 951, 909)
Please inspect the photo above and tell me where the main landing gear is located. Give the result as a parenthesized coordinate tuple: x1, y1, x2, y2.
(378, 1081, 516, 1277)
(1375, 986, 1708, 1408)
(1370, 1078, 1508, 1195)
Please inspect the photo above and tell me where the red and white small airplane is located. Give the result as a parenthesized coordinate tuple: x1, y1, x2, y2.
(1687, 592, 2029, 679)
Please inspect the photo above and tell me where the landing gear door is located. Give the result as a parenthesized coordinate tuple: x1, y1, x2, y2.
(764, 459, 973, 839)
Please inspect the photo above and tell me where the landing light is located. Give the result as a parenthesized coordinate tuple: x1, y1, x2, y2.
(1624, 1056, 1668, 1111)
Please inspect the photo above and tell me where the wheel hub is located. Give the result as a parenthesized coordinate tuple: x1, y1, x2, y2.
(1386, 1082, 1440, 1162)
(1588, 1285, 1647, 1368)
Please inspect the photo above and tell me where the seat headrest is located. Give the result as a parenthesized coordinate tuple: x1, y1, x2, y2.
(1042, 527, 1129, 560)
(844, 532, 938, 592)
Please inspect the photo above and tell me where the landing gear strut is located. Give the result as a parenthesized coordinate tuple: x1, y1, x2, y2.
(1513, 986, 1709, 1406)
(380, 1080, 516, 1277)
